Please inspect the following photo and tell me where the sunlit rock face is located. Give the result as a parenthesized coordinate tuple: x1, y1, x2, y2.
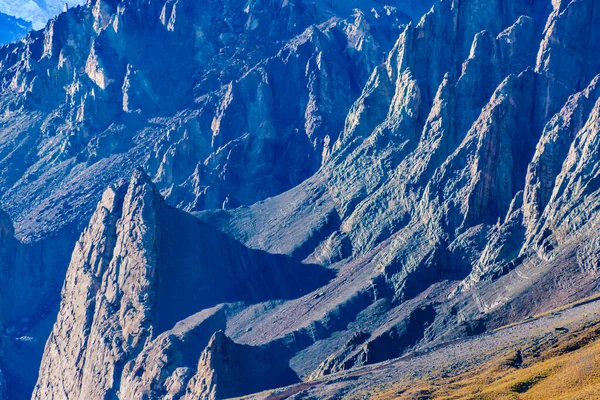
(2, 0, 600, 398)
(0, 4, 426, 393)
(33, 170, 333, 400)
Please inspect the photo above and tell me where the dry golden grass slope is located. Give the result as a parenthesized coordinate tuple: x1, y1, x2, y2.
(374, 320, 600, 400)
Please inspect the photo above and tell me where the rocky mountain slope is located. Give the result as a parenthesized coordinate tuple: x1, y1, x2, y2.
(0, 0, 424, 396)
(0, 0, 417, 245)
(250, 295, 600, 399)
(0, 0, 598, 398)
(33, 170, 332, 399)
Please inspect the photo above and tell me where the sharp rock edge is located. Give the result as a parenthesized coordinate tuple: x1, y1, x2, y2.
(0, 0, 597, 398)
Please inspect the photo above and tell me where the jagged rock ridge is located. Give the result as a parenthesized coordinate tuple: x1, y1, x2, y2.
(0, 0, 418, 243)
(188, 0, 600, 394)
(33, 170, 332, 399)
(0, 0, 430, 396)
(2, 0, 600, 399)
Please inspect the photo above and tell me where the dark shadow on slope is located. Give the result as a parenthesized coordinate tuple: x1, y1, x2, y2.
(152, 199, 336, 335)
(0, 215, 78, 399)
(191, 331, 301, 399)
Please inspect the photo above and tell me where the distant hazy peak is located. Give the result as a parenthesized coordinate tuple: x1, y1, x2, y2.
(0, 0, 84, 29)
(0, 11, 31, 45)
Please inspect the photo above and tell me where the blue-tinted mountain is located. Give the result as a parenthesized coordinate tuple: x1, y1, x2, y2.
(0, 0, 84, 29)
(0, 12, 31, 45)
(0, 0, 431, 396)
(0, 0, 598, 399)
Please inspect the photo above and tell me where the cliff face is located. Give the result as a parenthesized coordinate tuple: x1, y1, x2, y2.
(2, 0, 600, 398)
(184, 331, 299, 400)
(319, 0, 600, 299)
(0, 2, 428, 395)
(192, 0, 600, 390)
(0, 0, 418, 243)
(33, 170, 332, 399)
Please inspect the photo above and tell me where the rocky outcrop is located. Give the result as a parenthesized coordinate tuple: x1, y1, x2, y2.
(305, 0, 600, 305)
(310, 305, 436, 379)
(0, 2, 430, 395)
(523, 77, 600, 244)
(185, 331, 298, 400)
(184, 0, 600, 387)
(33, 170, 332, 399)
(5, 0, 600, 398)
(119, 306, 227, 400)
(0, 0, 421, 243)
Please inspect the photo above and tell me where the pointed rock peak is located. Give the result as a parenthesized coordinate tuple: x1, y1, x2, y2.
(187, 331, 299, 399)
(129, 168, 154, 189)
(91, 0, 118, 32)
(467, 30, 495, 60)
(207, 330, 229, 351)
(385, 22, 412, 79)
(120, 168, 162, 233)
(125, 168, 160, 202)
(494, 67, 535, 98)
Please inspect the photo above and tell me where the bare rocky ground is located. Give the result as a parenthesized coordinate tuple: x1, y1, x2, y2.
(245, 297, 600, 399)
(1, 0, 600, 398)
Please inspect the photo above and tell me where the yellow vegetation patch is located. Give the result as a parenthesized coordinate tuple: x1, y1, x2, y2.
(373, 321, 600, 400)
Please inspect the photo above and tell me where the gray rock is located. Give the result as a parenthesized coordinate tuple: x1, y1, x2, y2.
(1, 0, 600, 398)
(33, 170, 332, 399)
(184, 331, 298, 400)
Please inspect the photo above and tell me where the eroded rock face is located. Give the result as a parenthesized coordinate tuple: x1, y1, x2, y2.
(310, 305, 436, 379)
(0, 1, 431, 395)
(184, 331, 298, 400)
(10, 0, 600, 398)
(310, 0, 600, 305)
(185, 0, 600, 388)
(33, 170, 332, 399)
(0, 0, 419, 242)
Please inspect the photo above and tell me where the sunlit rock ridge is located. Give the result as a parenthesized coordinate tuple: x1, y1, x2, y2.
(0, 0, 598, 398)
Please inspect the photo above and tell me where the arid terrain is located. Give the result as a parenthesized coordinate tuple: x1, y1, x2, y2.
(0, 0, 599, 399)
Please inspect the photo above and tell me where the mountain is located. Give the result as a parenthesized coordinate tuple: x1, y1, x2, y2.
(0, 0, 430, 396)
(0, 0, 84, 30)
(0, 0, 418, 245)
(33, 169, 333, 399)
(0, 0, 598, 398)
(0, 12, 31, 45)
